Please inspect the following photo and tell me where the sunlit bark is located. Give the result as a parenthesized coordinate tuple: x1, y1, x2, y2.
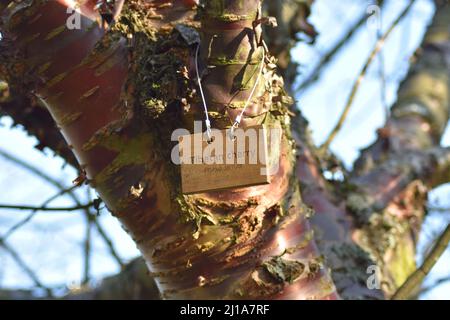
(0, 0, 337, 300)
(0, 0, 448, 300)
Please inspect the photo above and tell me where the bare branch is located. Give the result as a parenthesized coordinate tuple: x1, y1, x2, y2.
(83, 217, 92, 285)
(348, 147, 450, 226)
(0, 239, 52, 296)
(392, 224, 450, 300)
(420, 275, 450, 295)
(0, 203, 94, 212)
(0, 186, 78, 241)
(1, 139, 123, 285)
(93, 219, 125, 269)
(321, 0, 416, 151)
(264, 0, 316, 87)
(297, 1, 386, 92)
(0, 148, 67, 190)
(427, 206, 450, 213)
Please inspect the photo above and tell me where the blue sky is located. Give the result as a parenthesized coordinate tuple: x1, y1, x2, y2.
(0, 0, 449, 299)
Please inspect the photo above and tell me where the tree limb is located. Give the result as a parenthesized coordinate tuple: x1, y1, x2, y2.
(0, 203, 94, 212)
(297, 1, 386, 92)
(392, 224, 450, 300)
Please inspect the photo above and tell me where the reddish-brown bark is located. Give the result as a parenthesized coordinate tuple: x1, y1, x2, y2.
(0, 0, 338, 299)
(0, 0, 448, 300)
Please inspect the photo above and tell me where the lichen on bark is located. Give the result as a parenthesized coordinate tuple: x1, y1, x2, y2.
(0, 0, 337, 300)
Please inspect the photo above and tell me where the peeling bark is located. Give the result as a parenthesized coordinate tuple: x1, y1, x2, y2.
(0, 0, 448, 301)
(0, 0, 337, 300)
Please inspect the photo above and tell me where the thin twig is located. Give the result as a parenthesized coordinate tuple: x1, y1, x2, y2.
(0, 202, 94, 212)
(0, 186, 78, 241)
(0, 149, 66, 190)
(0, 149, 124, 283)
(427, 206, 450, 213)
(420, 275, 450, 294)
(0, 149, 92, 291)
(0, 147, 85, 207)
(82, 188, 93, 285)
(391, 224, 450, 300)
(82, 216, 92, 285)
(320, 0, 416, 151)
(376, 0, 389, 122)
(0, 149, 95, 246)
(0, 239, 52, 297)
(93, 219, 125, 268)
(297, 4, 378, 92)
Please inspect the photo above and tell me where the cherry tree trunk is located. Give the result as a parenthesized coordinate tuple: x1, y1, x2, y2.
(0, 0, 449, 300)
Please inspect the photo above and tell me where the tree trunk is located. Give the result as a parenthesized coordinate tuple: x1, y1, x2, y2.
(0, 0, 448, 300)
(0, 0, 338, 300)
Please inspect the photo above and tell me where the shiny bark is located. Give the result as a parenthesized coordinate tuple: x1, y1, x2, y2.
(0, 0, 337, 299)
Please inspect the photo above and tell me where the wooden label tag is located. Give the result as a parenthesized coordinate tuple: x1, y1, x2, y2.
(178, 125, 275, 194)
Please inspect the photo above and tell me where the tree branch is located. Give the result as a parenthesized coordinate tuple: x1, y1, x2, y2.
(0, 239, 52, 297)
(0, 258, 160, 300)
(297, 1, 386, 92)
(92, 218, 125, 269)
(392, 224, 450, 300)
(342, 1, 450, 298)
(264, 0, 316, 88)
(0, 90, 76, 166)
(419, 275, 450, 295)
(321, 0, 416, 151)
(0, 148, 69, 190)
(0, 203, 94, 212)
(0, 186, 78, 241)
